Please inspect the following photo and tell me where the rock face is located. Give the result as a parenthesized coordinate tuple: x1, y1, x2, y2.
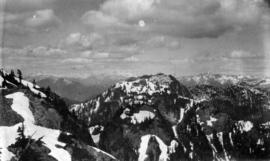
(0, 69, 117, 161)
(71, 73, 270, 161)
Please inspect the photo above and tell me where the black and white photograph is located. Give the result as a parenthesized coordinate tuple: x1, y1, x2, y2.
(1, 0, 270, 160)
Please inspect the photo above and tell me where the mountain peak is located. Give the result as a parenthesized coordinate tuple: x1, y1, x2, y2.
(114, 73, 190, 97)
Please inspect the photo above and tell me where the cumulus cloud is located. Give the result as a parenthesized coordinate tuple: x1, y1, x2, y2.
(62, 32, 104, 51)
(2, 9, 61, 35)
(25, 9, 60, 29)
(82, 0, 268, 38)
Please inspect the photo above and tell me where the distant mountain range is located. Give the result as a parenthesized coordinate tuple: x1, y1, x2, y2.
(25, 75, 126, 103)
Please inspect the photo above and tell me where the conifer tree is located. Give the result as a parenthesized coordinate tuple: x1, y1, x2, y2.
(32, 79, 36, 88)
(17, 69, 22, 84)
(10, 69, 15, 77)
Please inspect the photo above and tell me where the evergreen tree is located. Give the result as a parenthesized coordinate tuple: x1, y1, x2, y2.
(45, 86, 51, 97)
(17, 69, 22, 84)
(32, 79, 36, 88)
(2, 79, 7, 88)
(10, 69, 15, 78)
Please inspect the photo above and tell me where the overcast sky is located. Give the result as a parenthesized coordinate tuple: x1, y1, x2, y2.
(1, 0, 270, 78)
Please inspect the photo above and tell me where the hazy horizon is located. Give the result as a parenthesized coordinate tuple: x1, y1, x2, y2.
(1, 0, 270, 77)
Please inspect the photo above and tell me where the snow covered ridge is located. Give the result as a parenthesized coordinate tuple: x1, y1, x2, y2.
(69, 73, 191, 124)
(0, 69, 46, 98)
(0, 92, 70, 161)
(14, 77, 47, 98)
(114, 74, 176, 96)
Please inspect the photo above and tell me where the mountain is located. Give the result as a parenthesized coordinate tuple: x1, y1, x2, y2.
(2, 69, 270, 161)
(0, 69, 118, 161)
(27, 75, 125, 103)
(70, 73, 270, 161)
(179, 73, 270, 90)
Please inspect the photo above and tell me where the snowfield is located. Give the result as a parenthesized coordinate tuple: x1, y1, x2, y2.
(0, 92, 71, 161)
(6, 92, 35, 123)
(138, 134, 178, 161)
(121, 109, 155, 124)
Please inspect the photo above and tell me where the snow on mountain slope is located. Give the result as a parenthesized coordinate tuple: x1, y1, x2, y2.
(120, 109, 155, 124)
(14, 77, 46, 98)
(0, 70, 46, 98)
(70, 73, 191, 126)
(6, 92, 35, 123)
(0, 92, 71, 161)
(0, 76, 3, 85)
(138, 135, 169, 161)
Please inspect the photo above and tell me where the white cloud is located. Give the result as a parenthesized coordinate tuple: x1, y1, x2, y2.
(124, 56, 139, 62)
(229, 50, 258, 58)
(81, 11, 125, 28)
(61, 58, 93, 63)
(25, 9, 60, 29)
(2, 46, 66, 57)
(2, 0, 56, 12)
(2, 9, 61, 34)
(63, 32, 104, 50)
(81, 0, 268, 38)
(93, 52, 110, 58)
(80, 50, 93, 57)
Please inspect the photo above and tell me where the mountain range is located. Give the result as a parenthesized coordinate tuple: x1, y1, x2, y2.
(1, 69, 270, 161)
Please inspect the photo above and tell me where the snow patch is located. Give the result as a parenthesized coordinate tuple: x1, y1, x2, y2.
(138, 135, 169, 161)
(91, 146, 117, 160)
(0, 76, 3, 86)
(5, 92, 35, 123)
(89, 125, 104, 145)
(121, 110, 155, 124)
(235, 121, 253, 133)
(0, 92, 71, 161)
(206, 116, 218, 127)
(168, 140, 179, 154)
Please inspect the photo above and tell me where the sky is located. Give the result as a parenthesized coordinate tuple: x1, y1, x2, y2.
(0, 0, 270, 78)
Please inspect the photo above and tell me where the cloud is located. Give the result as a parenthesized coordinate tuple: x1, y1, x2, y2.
(62, 32, 104, 51)
(229, 50, 259, 58)
(82, 0, 268, 38)
(2, 9, 61, 35)
(2, 46, 66, 57)
(123, 56, 139, 62)
(81, 11, 126, 28)
(25, 9, 61, 29)
(2, 0, 56, 12)
(92, 52, 110, 58)
(61, 58, 93, 64)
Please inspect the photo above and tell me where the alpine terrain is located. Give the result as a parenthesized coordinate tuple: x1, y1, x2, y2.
(70, 73, 270, 161)
(0, 69, 118, 161)
(1, 69, 270, 161)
